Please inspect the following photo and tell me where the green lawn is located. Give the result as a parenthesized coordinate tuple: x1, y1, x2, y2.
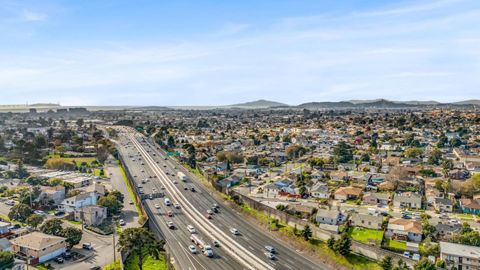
(457, 213, 477, 221)
(68, 220, 82, 225)
(386, 238, 407, 250)
(348, 227, 383, 244)
(48, 155, 98, 166)
(124, 250, 166, 270)
(103, 259, 121, 270)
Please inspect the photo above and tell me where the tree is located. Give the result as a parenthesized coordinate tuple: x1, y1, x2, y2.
(405, 147, 423, 158)
(48, 178, 63, 186)
(380, 256, 393, 270)
(76, 118, 84, 128)
(333, 141, 353, 163)
(428, 148, 442, 165)
(327, 236, 335, 250)
(422, 220, 436, 240)
(301, 225, 312, 241)
(393, 259, 409, 270)
(167, 135, 175, 148)
(8, 203, 33, 222)
(333, 233, 351, 256)
(414, 258, 436, 270)
(0, 251, 14, 269)
(40, 218, 63, 236)
(98, 194, 123, 215)
(108, 190, 125, 203)
(62, 227, 83, 248)
(118, 228, 161, 270)
(26, 214, 44, 229)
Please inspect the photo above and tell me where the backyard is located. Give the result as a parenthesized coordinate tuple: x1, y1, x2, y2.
(348, 227, 384, 245)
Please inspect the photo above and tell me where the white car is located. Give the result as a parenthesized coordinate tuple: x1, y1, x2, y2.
(230, 228, 239, 235)
(189, 245, 197, 254)
(265, 245, 275, 253)
(174, 203, 181, 209)
(154, 204, 161, 209)
(187, 225, 196, 234)
(265, 252, 276, 260)
(119, 219, 126, 226)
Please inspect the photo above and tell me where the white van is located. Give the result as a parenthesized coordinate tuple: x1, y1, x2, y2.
(164, 198, 171, 206)
(187, 225, 196, 234)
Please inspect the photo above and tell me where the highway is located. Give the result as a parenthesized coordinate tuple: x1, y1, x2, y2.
(115, 126, 326, 270)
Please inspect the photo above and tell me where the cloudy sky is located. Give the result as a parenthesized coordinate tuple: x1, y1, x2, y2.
(0, 0, 479, 106)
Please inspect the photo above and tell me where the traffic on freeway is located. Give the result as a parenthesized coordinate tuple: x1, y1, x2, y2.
(115, 126, 326, 270)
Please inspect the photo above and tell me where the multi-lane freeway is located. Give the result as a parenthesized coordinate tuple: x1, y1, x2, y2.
(115, 126, 326, 270)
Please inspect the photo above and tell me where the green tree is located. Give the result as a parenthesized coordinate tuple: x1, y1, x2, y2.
(0, 251, 14, 269)
(40, 218, 63, 236)
(333, 233, 352, 256)
(428, 148, 442, 165)
(327, 236, 335, 250)
(98, 195, 124, 215)
(8, 203, 33, 222)
(393, 259, 409, 270)
(118, 228, 161, 270)
(107, 190, 125, 203)
(414, 258, 436, 270)
(301, 225, 312, 241)
(26, 214, 45, 229)
(333, 141, 353, 163)
(405, 147, 423, 158)
(62, 227, 83, 248)
(380, 256, 393, 270)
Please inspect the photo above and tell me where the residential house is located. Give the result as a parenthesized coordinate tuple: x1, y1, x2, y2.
(350, 213, 383, 230)
(385, 218, 422, 242)
(459, 198, 480, 215)
(315, 209, 343, 225)
(59, 192, 97, 212)
(435, 223, 461, 241)
(334, 186, 362, 201)
(330, 171, 349, 182)
(0, 222, 10, 236)
(393, 192, 422, 209)
(74, 205, 107, 226)
(363, 192, 391, 206)
(39, 185, 65, 205)
(440, 241, 480, 270)
(10, 232, 66, 264)
(0, 237, 11, 252)
(310, 183, 329, 199)
(434, 198, 454, 213)
(215, 175, 240, 192)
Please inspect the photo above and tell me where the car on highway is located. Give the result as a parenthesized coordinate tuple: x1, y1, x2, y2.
(212, 239, 220, 247)
(167, 211, 173, 217)
(230, 228, 239, 235)
(164, 198, 172, 206)
(205, 213, 212, 219)
(154, 204, 161, 209)
(265, 252, 276, 260)
(119, 219, 126, 226)
(183, 186, 188, 190)
(167, 221, 175, 229)
(213, 203, 219, 208)
(149, 194, 153, 200)
(265, 245, 276, 253)
(190, 187, 196, 192)
(174, 203, 181, 209)
(173, 180, 178, 184)
(207, 209, 213, 215)
(189, 245, 197, 254)
(129, 200, 134, 205)
(203, 245, 214, 257)
(187, 225, 196, 234)
(211, 207, 219, 213)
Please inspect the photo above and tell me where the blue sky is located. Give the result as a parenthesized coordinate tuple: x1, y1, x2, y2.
(0, 0, 479, 106)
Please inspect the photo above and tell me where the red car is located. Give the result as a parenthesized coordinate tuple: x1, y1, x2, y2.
(167, 211, 173, 217)
(205, 214, 212, 219)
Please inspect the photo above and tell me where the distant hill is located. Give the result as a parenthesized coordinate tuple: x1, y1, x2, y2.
(130, 106, 171, 111)
(30, 103, 61, 107)
(453, 99, 480, 105)
(227, 99, 288, 108)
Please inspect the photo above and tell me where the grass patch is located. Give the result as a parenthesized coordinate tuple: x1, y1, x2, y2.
(48, 156, 98, 166)
(124, 250, 166, 270)
(118, 161, 144, 223)
(386, 238, 407, 250)
(93, 168, 107, 177)
(457, 213, 476, 220)
(348, 227, 383, 245)
(68, 220, 82, 225)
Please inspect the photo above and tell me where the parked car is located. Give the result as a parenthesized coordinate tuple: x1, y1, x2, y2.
(54, 211, 65, 216)
(54, 257, 64, 263)
(82, 243, 93, 250)
(119, 219, 126, 226)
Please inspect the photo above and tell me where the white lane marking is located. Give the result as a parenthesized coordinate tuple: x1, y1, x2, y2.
(285, 263, 293, 269)
(249, 246, 254, 251)
(130, 134, 273, 270)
